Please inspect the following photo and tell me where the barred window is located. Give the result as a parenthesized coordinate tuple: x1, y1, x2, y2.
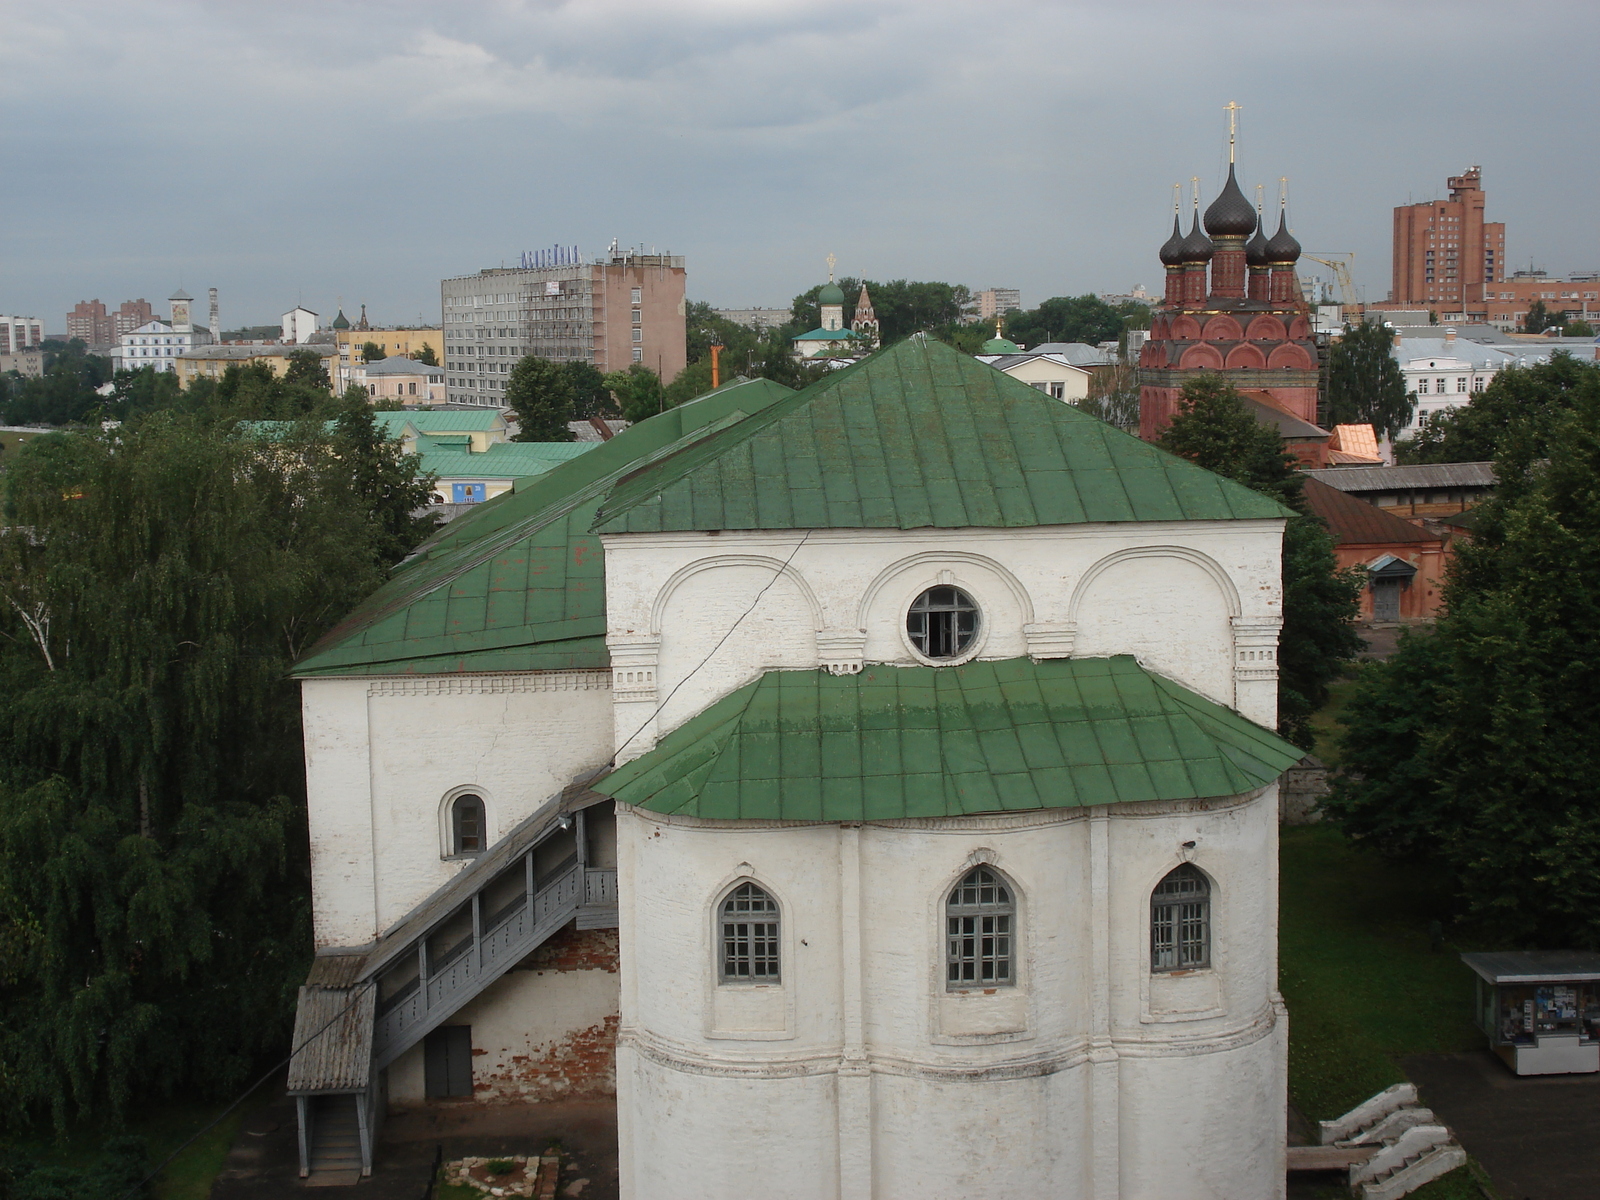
(1151, 864, 1210, 972)
(719, 882, 780, 983)
(907, 586, 980, 660)
(946, 866, 1014, 988)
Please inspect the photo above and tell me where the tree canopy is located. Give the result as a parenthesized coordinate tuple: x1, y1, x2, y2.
(1325, 379, 1600, 947)
(787, 279, 971, 344)
(505, 357, 577, 442)
(602, 363, 667, 425)
(1395, 353, 1600, 464)
(360, 341, 386, 363)
(1325, 320, 1414, 439)
(0, 342, 114, 426)
(413, 343, 439, 367)
(1157, 375, 1364, 745)
(1003, 294, 1146, 349)
(0, 406, 428, 1130)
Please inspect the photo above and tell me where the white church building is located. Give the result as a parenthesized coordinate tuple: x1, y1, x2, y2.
(289, 336, 1302, 1198)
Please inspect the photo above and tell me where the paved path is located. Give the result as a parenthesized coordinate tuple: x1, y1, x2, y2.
(1405, 1051, 1600, 1199)
(210, 1093, 618, 1200)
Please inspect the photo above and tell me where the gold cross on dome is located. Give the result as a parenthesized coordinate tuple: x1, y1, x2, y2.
(1224, 101, 1242, 163)
(826, 252, 836, 282)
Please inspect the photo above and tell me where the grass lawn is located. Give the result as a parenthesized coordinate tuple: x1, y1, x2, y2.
(1306, 673, 1359, 770)
(1282, 825, 1494, 1198)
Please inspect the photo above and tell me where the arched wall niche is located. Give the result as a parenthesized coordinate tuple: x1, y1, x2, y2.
(858, 551, 1033, 666)
(1224, 343, 1267, 370)
(1178, 343, 1225, 370)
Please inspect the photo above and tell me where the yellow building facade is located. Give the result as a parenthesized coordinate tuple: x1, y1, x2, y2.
(175, 345, 338, 388)
(334, 328, 443, 392)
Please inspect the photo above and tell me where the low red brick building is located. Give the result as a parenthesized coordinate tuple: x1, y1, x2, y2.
(1301, 476, 1450, 621)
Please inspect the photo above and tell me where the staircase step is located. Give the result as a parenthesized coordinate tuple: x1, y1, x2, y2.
(1358, 1143, 1467, 1200)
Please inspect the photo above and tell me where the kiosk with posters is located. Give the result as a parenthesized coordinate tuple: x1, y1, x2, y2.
(1462, 951, 1600, 1075)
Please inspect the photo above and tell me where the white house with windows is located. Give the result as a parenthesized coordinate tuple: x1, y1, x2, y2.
(288, 340, 1302, 1197)
(1393, 330, 1577, 439)
(111, 288, 212, 373)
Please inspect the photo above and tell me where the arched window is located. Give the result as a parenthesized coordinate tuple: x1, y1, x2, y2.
(718, 882, 780, 983)
(907, 586, 980, 660)
(1151, 864, 1210, 972)
(946, 866, 1014, 988)
(451, 794, 485, 856)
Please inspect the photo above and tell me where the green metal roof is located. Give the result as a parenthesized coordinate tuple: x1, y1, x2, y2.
(292, 377, 797, 677)
(592, 656, 1302, 821)
(593, 336, 1289, 534)
(376, 409, 506, 434)
(793, 327, 863, 341)
(418, 441, 596, 481)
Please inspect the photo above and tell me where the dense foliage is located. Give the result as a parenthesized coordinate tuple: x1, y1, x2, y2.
(788, 279, 971, 344)
(505, 357, 577, 441)
(0, 342, 114, 426)
(1395, 353, 1600, 464)
(1079, 363, 1140, 431)
(1324, 320, 1414, 439)
(602, 364, 666, 425)
(1326, 379, 1600, 946)
(1003, 294, 1148, 349)
(0, 385, 432, 1131)
(1157, 375, 1364, 746)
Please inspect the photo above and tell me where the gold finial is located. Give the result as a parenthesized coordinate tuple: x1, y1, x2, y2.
(1172, 182, 1181, 214)
(1279, 176, 1289, 211)
(1191, 176, 1200, 211)
(826, 252, 836, 282)
(1224, 101, 1242, 164)
(994, 314, 1003, 338)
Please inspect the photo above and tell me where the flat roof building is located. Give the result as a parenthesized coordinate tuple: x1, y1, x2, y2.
(441, 245, 687, 406)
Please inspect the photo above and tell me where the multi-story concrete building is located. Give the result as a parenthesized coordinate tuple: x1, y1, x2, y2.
(1479, 271, 1600, 330)
(68, 299, 155, 348)
(1389, 166, 1505, 312)
(974, 287, 1022, 320)
(712, 307, 792, 331)
(0, 315, 44, 355)
(442, 247, 687, 406)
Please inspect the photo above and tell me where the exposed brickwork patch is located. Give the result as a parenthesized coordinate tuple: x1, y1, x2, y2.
(477, 1013, 620, 1103)
(518, 923, 620, 974)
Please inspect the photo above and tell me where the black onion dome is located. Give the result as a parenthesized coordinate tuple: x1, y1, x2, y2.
(1178, 211, 1214, 263)
(1159, 213, 1186, 266)
(1204, 164, 1257, 237)
(1266, 210, 1301, 263)
(1246, 211, 1271, 266)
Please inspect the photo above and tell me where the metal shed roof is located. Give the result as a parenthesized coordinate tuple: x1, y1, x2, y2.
(1461, 951, 1600, 984)
(286, 983, 375, 1094)
(592, 655, 1302, 821)
(1305, 463, 1496, 492)
(1301, 477, 1443, 546)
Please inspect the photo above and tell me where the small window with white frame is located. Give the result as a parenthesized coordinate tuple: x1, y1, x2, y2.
(1151, 864, 1210, 972)
(719, 882, 779, 983)
(631, 287, 642, 304)
(450, 793, 486, 857)
(946, 866, 1014, 988)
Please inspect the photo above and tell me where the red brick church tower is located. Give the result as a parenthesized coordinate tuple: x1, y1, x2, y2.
(1138, 161, 1318, 441)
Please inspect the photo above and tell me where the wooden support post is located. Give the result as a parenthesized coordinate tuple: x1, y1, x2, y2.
(418, 942, 430, 1011)
(525, 849, 535, 906)
(576, 807, 589, 868)
(296, 1095, 311, 1178)
(472, 895, 482, 974)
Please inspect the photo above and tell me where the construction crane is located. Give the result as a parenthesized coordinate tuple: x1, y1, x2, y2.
(1304, 253, 1359, 307)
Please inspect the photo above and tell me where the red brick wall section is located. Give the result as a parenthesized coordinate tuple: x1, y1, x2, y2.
(474, 925, 621, 1106)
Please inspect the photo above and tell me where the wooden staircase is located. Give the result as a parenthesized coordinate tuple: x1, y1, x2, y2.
(287, 784, 617, 1181)
(305, 1095, 365, 1182)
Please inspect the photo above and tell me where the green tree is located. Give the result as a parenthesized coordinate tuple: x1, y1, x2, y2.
(1325, 320, 1415, 439)
(1327, 382, 1600, 946)
(602, 363, 666, 424)
(330, 388, 439, 563)
(1004, 294, 1126, 348)
(0, 411, 402, 1129)
(413, 343, 439, 366)
(1395, 353, 1600, 464)
(505, 357, 576, 441)
(282, 349, 331, 391)
(102, 366, 184, 421)
(1563, 318, 1595, 338)
(0, 344, 115, 426)
(1079, 363, 1141, 431)
(361, 341, 386, 363)
(565, 360, 618, 419)
(1523, 299, 1556, 334)
(1158, 375, 1364, 745)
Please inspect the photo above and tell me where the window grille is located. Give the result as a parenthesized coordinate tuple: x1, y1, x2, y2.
(452, 794, 485, 855)
(946, 866, 1013, 988)
(720, 882, 780, 982)
(907, 586, 979, 660)
(1151, 864, 1210, 971)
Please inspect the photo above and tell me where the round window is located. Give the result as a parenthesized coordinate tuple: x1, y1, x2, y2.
(907, 587, 980, 660)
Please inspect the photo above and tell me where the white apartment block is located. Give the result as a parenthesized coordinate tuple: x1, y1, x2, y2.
(0, 316, 43, 355)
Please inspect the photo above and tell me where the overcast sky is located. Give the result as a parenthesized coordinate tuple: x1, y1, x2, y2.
(4, 0, 1598, 331)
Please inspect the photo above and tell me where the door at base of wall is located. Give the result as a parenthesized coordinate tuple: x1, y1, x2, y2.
(424, 1025, 473, 1097)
